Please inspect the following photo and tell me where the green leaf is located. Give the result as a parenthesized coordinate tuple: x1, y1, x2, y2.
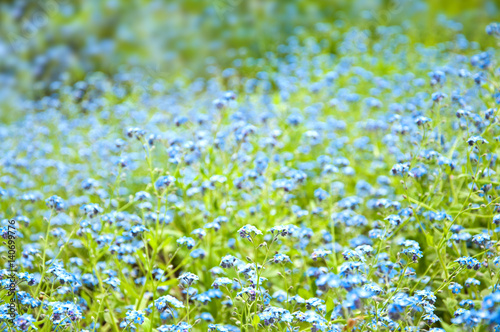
(121, 279, 139, 298)
(443, 297, 457, 314)
(103, 312, 113, 331)
(440, 320, 457, 332)
(136, 292, 151, 310)
(252, 314, 260, 325)
(325, 297, 335, 320)
(147, 234, 158, 250)
(326, 309, 334, 321)
(298, 288, 310, 299)
(326, 297, 334, 312)
(142, 317, 152, 331)
(423, 230, 434, 246)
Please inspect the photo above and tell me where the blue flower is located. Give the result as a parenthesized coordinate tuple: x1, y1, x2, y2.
(449, 282, 463, 294)
(178, 272, 199, 287)
(467, 136, 488, 146)
(472, 233, 490, 245)
(271, 253, 291, 264)
(237, 224, 262, 240)
(314, 188, 330, 201)
(465, 278, 480, 287)
(45, 195, 66, 211)
(155, 175, 176, 191)
(155, 295, 184, 311)
(125, 310, 145, 325)
(455, 256, 482, 270)
(311, 249, 331, 261)
(177, 236, 196, 250)
(14, 314, 37, 331)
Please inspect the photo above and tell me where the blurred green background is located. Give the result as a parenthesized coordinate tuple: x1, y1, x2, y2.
(0, 0, 498, 115)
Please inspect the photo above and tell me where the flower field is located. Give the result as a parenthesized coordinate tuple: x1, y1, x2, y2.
(1, 2, 500, 332)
